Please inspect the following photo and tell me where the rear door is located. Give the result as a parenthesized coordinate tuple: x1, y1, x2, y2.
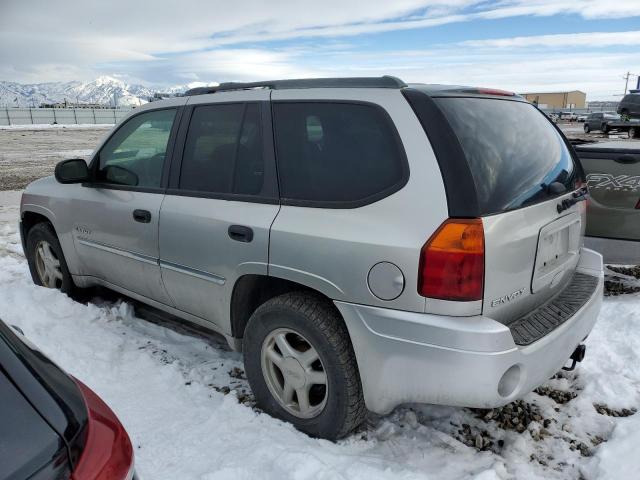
(431, 96, 584, 323)
(158, 90, 280, 332)
(576, 142, 640, 241)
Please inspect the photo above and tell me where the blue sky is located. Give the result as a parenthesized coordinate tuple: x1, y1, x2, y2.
(1, 0, 639, 100)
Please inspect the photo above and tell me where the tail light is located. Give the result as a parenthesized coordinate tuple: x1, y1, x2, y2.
(71, 380, 134, 480)
(418, 218, 484, 301)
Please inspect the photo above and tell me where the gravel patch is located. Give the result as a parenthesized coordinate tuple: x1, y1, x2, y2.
(0, 126, 111, 190)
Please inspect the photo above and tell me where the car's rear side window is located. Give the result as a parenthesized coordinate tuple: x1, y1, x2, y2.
(434, 98, 577, 214)
(179, 103, 265, 196)
(272, 102, 408, 206)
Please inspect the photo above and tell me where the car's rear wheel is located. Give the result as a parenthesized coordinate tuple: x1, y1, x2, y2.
(601, 123, 609, 134)
(243, 292, 366, 440)
(583, 123, 590, 133)
(26, 222, 75, 294)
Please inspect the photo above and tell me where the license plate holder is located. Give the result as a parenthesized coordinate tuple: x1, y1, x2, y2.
(532, 213, 581, 293)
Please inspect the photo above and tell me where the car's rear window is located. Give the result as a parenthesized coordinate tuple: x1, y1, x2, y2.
(434, 97, 577, 214)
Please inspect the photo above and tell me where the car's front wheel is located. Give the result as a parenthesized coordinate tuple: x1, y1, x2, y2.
(26, 222, 75, 294)
(243, 292, 366, 440)
(583, 123, 590, 133)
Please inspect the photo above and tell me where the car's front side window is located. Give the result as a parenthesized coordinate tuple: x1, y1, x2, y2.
(97, 108, 177, 188)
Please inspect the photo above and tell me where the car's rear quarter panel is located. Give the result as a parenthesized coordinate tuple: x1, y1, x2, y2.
(269, 89, 449, 312)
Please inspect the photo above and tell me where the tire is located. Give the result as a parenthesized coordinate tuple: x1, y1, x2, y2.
(601, 123, 609, 134)
(26, 222, 75, 295)
(243, 292, 366, 440)
(583, 123, 590, 133)
(629, 126, 637, 139)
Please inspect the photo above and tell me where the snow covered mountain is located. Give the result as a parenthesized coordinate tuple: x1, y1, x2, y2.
(0, 76, 208, 108)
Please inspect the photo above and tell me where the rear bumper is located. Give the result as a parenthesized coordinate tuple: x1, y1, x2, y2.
(335, 248, 604, 415)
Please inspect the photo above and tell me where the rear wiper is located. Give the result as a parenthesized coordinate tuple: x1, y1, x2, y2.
(557, 186, 589, 213)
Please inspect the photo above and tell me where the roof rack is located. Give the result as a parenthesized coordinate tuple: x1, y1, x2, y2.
(184, 76, 407, 96)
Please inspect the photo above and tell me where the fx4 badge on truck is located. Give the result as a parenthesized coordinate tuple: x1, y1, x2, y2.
(586, 173, 640, 191)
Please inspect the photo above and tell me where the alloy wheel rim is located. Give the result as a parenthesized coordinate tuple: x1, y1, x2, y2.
(35, 240, 63, 289)
(260, 328, 328, 419)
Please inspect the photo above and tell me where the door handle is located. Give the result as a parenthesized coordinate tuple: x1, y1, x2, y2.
(615, 154, 640, 164)
(133, 209, 151, 223)
(228, 225, 254, 243)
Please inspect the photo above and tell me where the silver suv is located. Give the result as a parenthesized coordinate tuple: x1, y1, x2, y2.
(19, 77, 604, 439)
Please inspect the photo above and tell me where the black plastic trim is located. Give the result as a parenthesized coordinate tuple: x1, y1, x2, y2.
(271, 99, 410, 209)
(185, 76, 406, 95)
(576, 148, 640, 157)
(509, 272, 599, 346)
(401, 88, 480, 217)
(164, 188, 280, 204)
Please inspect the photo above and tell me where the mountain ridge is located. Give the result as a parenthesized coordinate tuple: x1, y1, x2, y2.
(0, 76, 216, 107)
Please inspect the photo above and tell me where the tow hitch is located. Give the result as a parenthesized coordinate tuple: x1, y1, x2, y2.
(562, 344, 586, 371)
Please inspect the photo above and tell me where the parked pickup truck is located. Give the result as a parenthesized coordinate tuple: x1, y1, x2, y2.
(574, 141, 640, 264)
(583, 112, 640, 138)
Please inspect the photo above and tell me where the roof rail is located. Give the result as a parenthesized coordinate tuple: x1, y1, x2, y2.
(184, 76, 407, 96)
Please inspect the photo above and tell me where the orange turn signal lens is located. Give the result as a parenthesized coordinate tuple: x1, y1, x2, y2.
(418, 218, 485, 301)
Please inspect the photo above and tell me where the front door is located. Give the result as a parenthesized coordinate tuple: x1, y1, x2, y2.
(72, 106, 181, 304)
(158, 91, 280, 332)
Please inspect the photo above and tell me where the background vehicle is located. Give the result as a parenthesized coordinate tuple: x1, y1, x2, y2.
(583, 112, 640, 137)
(0, 319, 135, 480)
(575, 141, 640, 264)
(560, 111, 578, 121)
(576, 113, 587, 122)
(583, 112, 620, 133)
(617, 90, 640, 118)
(20, 77, 603, 440)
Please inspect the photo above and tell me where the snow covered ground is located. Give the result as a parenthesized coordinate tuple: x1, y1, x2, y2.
(1, 189, 639, 480)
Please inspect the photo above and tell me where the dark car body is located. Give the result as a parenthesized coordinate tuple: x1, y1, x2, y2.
(575, 141, 640, 264)
(584, 112, 621, 132)
(617, 91, 640, 118)
(0, 319, 135, 480)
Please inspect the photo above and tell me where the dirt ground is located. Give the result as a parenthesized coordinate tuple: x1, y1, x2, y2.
(0, 126, 112, 190)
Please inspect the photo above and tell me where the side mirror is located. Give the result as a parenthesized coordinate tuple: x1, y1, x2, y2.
(54, 159, 90, 184)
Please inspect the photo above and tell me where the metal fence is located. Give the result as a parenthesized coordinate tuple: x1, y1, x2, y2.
(0, 107, 133, 126)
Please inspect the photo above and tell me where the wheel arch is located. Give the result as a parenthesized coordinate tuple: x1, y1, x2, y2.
(229, 274, 341, 345)
(21, 209, 58, 252)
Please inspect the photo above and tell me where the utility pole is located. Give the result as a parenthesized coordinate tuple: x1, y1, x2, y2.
(623, 72, 638, 95)
(624, 72, 631, 95)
